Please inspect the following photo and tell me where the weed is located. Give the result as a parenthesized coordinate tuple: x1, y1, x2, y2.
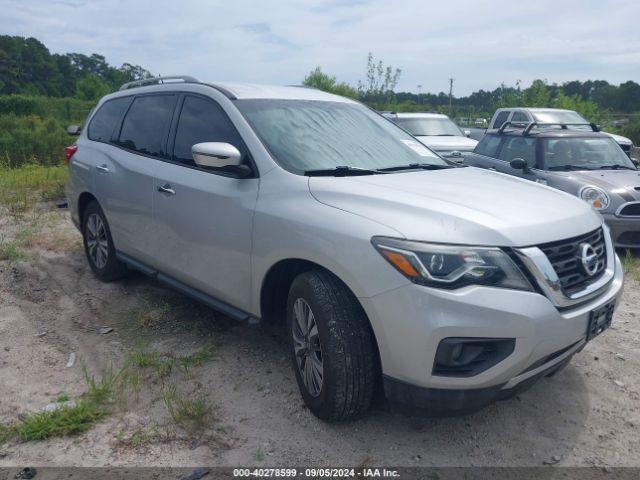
(162, 385, 212, 430)
(255, 447, 265, 462)
(16, 401, 106, 441)
(115, 427, 159, 448)
(623, 249, 640, 282)
(177, 345, 216, 375)
(0, 163, 68, 214)
(56, 393, 70, 403)
(0, 237, 28, 263)
(0, 423, 17, 444)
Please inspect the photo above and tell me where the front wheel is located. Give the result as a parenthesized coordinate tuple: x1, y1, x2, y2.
(287, 270, 378, 421)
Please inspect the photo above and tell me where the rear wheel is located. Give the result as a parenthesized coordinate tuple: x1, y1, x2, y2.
(287, 270, 378, 421)
(82, 201, 128, 281)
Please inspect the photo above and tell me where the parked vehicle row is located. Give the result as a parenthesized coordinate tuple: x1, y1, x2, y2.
(67, 77, 624, 422)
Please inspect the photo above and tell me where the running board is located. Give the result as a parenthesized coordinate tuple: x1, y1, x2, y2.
(116, 251, 252, 322)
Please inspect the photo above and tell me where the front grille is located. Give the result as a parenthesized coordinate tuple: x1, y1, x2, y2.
(538, 228, 607, 295)
(618, 203, 640, 217)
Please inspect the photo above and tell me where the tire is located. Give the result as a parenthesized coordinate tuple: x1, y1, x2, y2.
(287, 270, 378, 421)
(82, 201, 128, 281)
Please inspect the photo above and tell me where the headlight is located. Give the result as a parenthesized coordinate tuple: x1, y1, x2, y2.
(371, 237, 533, 291)
(579, 186, 609, 211)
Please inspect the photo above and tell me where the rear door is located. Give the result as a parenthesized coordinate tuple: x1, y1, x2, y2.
(98, 93, 177, 264)
(152, 94, 259, 312)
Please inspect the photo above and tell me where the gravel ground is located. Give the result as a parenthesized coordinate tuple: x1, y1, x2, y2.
(0, 206, 639, 468)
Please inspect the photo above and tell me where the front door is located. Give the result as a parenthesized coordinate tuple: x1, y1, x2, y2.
(152, 95, 259, 312)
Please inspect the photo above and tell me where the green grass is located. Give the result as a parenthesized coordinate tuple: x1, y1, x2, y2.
(16, 400, 106, 441)
(0, 344, 217, 445)
(125, 344, 216, 379)
(0, 236, 28, 263)
(0, 364, 119, 444)
(162, 385, 212, 431)
(0, 163, 68, 214)
(623, 249, 640, 282)
(56, 393, 70, 403)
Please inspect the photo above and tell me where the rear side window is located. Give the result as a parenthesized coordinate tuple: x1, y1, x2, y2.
(117, 95, 177, 157)
(87, 97, 130, 142)
(474, 135, 502, 157)
(498, 137, 537, 167)
(492, 111, 510, 129)
(512, 111, 528, 123)
(172, 96, 246, 166)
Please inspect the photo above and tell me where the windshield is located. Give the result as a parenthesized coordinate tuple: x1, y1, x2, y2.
(395, 117, 463, 137)
(235, 100, 446, 173)
(541, 137, 636, 170)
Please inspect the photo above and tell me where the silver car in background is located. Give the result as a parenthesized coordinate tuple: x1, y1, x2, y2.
(66, 77, 623, 421)
(383, 112, 478, 160)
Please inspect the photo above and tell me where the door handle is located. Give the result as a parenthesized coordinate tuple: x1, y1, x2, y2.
(157, 184, 176, 196)
(96, 164, 110, 173)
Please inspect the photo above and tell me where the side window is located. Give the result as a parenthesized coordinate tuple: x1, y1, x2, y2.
(87, 97, 131, 142)
(498, 137, 537, 167)
(117, 95, 177, 157)
(172, 96, 246, 166)
(512, 111, 528, 123)
(474, 135, 502, 157)
(492, 111, 510, 129)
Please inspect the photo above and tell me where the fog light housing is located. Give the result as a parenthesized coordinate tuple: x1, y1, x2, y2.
(433, 338, 515, 377)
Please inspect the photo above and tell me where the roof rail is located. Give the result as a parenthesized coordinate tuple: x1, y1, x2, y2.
(497, 121, 530, 134)
(119, 75, 200, 91)
(523, 122, 600, 135)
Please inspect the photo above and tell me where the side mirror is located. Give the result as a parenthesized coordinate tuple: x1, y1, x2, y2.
(463, 130, 471, 138)
(67, 125, 81, 136)
(510, 158, 530, 172)
(192, 142, 250, 177)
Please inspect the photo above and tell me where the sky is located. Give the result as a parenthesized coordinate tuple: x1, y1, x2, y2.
(1, 0, 639, 96)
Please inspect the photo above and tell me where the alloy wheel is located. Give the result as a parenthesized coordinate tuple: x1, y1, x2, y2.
(85, 213, 109, 269)
(292, 297, 324, 397)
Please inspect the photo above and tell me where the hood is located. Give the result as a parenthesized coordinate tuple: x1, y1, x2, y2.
(554, 169, 640, 201)
(309, 167, 601, 247)
(415, 135, 478, 151)
(604, 132, 633, 145)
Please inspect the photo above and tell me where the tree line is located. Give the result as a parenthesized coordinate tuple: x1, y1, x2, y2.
(0, 35, 152, 100)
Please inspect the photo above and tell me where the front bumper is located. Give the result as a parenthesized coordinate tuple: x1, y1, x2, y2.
(602, 213, 640, 248)
(359, 253, 624, 414)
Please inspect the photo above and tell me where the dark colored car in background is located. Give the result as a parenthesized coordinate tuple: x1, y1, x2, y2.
(464, 122, 640, 248)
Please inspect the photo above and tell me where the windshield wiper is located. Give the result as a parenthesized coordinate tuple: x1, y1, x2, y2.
(547, 164, 596, 171)
(376, 163, 455, 172)
(597, 165, 637, 171)
(304, 166, 380, 177)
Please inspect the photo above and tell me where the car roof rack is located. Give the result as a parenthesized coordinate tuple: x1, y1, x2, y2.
(119, 75, 200, 91)
(523, 122, 600, 135)
(497, 121, 529, 134)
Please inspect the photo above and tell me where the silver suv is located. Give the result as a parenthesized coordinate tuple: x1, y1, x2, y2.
(382, 112, 478, 160)
(66, 76, 624, 421)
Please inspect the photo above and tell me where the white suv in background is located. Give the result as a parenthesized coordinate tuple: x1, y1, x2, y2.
(383, 112, 478, 160)
(66, 76, 623, 421)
